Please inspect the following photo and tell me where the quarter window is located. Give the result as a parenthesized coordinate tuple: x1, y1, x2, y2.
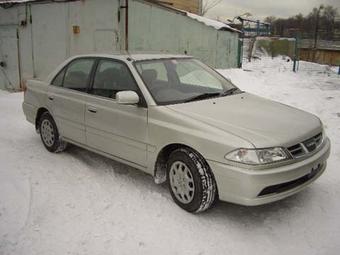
(91, 60, 138, 99)
(51, 68, 66, 87)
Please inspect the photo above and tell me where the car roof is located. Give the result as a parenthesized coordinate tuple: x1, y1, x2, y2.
(70, 53, 192, 62)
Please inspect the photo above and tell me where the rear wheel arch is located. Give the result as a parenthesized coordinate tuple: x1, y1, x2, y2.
(38, 111, 67, 153)
(35, 107, 50, 131)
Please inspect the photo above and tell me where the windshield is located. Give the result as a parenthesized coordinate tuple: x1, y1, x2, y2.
(135, 58, 239, 105)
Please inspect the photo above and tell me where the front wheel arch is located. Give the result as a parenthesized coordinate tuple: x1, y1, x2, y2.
(154, 144, 217, 188)
(167, 147, 218, 212)
(154, 143, 191, 184)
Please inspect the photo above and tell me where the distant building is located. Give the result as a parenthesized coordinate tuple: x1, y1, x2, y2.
(161, 0, 202, 15)
(0, 0, 240, 91)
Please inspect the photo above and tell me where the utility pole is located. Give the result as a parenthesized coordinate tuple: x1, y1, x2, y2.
(293, 32, 301, 72)
(314, 5, 324, 49)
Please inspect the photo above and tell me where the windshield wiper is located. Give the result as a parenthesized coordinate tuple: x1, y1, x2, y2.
(184, 92, 221, 102)
(219, 87, 240, 97)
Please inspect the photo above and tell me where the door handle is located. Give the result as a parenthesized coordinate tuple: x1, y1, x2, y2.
(48, 95, 54, 101)
(87, 107, 97, 113)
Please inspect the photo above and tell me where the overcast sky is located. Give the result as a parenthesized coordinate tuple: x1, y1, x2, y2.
(205, 0, 340, 21)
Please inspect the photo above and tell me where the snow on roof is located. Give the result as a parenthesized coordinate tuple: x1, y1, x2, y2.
(186, 12, 241, 33)
(0, 0, 35, 3)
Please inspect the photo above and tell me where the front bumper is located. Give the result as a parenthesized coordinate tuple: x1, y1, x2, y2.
(208, 137, 331, 206)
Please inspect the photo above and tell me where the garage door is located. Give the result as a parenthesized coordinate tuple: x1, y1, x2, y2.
(0, 26, 20, 90)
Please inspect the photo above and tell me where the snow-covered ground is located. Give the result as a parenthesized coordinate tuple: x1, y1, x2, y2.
(0, 57, 340, 255)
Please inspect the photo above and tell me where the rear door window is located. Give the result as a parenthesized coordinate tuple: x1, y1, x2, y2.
(62, 58, 95, 92)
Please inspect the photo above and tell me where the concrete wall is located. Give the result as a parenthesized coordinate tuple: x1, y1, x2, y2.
(0, 0, 239, 90)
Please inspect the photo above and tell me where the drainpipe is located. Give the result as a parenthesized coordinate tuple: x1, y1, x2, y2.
(119, 0, 129, 52)
(237, 37, 243, 68)
(16, 28, 22, 90)
(29, 4, 36, 78)
(120, 0, 129, 52)
(125, 0, 129, 51)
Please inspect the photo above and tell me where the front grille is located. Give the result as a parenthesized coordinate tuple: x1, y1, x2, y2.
(258, 163, 323, 196)
(287, 144, 305, 158)
(287, 133, 323, 158)
(303, 133, 323, 151)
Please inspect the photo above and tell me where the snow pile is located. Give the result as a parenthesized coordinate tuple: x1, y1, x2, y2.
(186, 12, 240, 32)
(1, 57, 340, 255)
(330, 66, 339, 74)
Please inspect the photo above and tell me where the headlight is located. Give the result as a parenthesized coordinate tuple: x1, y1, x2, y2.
(225, 147, 289, 165)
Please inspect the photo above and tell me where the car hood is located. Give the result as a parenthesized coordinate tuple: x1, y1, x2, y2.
(166, 93, 322, 148)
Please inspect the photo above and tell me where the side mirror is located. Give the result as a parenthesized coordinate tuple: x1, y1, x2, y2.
(116, 91, 139, 105)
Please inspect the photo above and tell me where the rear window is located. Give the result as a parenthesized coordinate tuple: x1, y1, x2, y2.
(63, 59, 95, 92)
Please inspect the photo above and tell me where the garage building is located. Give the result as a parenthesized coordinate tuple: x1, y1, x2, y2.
(0, 0, 240, 90)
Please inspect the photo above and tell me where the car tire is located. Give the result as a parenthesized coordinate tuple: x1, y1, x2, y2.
(167, 147, 217, 213)
(39, 112, 67, 153)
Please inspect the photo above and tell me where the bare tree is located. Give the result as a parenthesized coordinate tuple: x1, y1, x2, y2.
(266, 5, 339, 40)
(321, 5, 337, 39)
(202, 0, 223, 16)
(264, 16, 276, 24)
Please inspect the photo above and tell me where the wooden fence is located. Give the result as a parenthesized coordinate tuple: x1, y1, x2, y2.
(299, 48, 340, 66)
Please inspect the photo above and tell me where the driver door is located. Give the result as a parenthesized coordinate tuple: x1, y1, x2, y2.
(84, 59, 148, 167)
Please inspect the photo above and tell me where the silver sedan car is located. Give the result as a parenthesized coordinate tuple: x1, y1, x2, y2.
(23, 54, 331, 213)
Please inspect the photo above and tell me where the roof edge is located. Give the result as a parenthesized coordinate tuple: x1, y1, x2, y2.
(1, 0, 241, 34)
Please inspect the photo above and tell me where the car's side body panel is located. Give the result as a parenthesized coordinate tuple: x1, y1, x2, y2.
(84, 93, 148, 167)
(23, 80, 49, 125)
(47, 86, 87, 145)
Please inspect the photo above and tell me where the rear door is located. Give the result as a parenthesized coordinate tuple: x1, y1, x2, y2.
(47, 58, 96, 145)
(84, 58, 148, 167)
